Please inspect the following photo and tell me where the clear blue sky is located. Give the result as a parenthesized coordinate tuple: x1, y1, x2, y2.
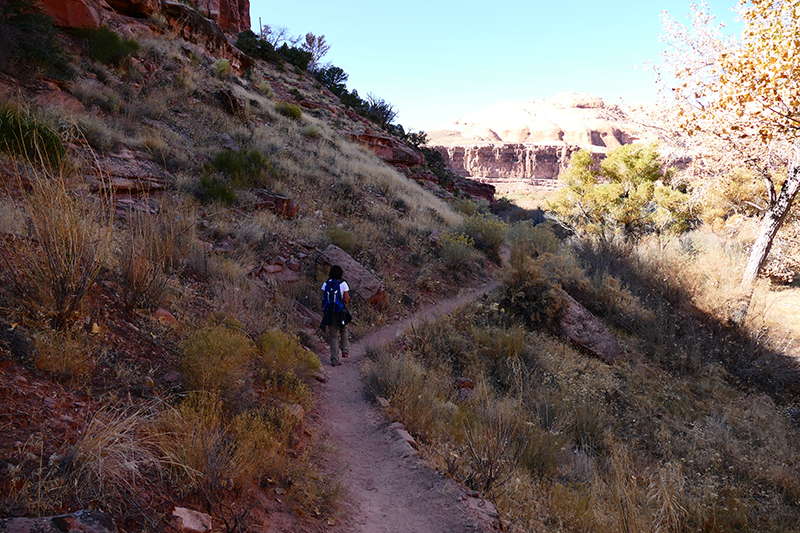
(249, 1, 740, 132)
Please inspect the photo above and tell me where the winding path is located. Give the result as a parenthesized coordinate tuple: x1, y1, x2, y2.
(315, 280, 501, 533)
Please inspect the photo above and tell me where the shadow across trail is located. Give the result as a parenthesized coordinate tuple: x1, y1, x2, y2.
(315, 279, 500, 533)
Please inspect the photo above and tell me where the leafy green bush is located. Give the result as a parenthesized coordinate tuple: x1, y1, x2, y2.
(548, 144, 692, 243)
(211, 148, 275, 188)
(0, 0, 74, 78)
(211, 58, 232, 79)
(462, 213, 508, 260)
(72, 27, 140, 66)
(234, 30, 312, 70)
(181, 324, 257, 394)
(199, 174, 236, 205)
(275, 101, 302, 120)
(326, 226, 357, 252)
(499, 252, 570, 331)
(0, 102, 66, 168)
(235, 30, 281, 62)
(439, 231, 477, 269)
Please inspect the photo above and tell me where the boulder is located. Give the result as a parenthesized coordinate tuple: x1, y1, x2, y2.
(155, 308, 179, 328)
(34, 88, 85, 115)
(37, 0, 103, 28)
(92, 149, 169, 194)
(104, 0, 160, 18)
(1, 510, 117, 532)
(318, 245, 386, 305)
(252, 190, 299, 219)
(558, 293, 625, 364)
(458, 492, 502, 531)
(172, 507, 212, 533)
(351, 131, 424, 167)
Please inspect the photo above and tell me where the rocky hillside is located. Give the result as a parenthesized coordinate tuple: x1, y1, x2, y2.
(0, 2, 508, 530)
(427, 92, 656, 190)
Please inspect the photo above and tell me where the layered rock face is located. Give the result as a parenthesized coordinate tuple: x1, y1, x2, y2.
(37, 0, 250, 33)
(428, 93, 652, 189)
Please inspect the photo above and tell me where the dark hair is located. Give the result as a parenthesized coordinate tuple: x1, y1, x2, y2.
(329, 265, 343, 280)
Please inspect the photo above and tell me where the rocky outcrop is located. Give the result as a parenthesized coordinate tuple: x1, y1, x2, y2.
(193, 0, 249, 36)
(350, 131, 424, 167)
(38, 0, 250, 34)
(37, 0, 105, 28)
(318, 245, 387, 305)
(558, 294, 625, 364)
(252, 190, 299, 219)
(161, 1, 252, 72)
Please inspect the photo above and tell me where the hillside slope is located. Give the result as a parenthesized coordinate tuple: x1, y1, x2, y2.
(0, 5, 506, 531)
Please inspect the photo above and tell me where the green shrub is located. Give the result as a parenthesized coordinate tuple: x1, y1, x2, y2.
(0, 102, 66, 168)
(548, 144, 692, 243)
(499, 252, 570, 331)
(0, 0, 74, 78)
(181, 324, 257, 394)
(210, 148, 275, 188)
(72, 27, 140, 66)
(462, 213, 508, 259)
(211, 58, 232, 79)
(257, 330, 320, 402)
(439, 231, 477, 269)
(199, 173, 236, 205)
(326, 226, 357, 252)
(275, 101, 302, 120)
(507, 221, 561, 257)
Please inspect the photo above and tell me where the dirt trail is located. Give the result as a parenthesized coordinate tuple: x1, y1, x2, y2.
(315, 279, 500, 533)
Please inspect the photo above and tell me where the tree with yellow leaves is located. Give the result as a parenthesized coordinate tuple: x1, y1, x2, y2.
(660, 0, 800, 321)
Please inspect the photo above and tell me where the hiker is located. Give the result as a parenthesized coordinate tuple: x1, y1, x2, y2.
(321, 265, 351, 366)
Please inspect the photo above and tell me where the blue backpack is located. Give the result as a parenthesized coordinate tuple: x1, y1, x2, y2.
(323, 279, 344, 314)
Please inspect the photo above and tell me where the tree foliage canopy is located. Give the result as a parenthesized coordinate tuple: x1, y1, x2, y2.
(658, 0, 800, 314)
(549, 144, 692, 243)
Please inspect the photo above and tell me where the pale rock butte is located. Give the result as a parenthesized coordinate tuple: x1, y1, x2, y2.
(427, 92, 655, 191)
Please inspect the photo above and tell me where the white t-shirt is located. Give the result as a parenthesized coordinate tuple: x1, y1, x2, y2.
(321, 280, 349, 297)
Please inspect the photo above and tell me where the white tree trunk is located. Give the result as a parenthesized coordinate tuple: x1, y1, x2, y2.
(733, 142, 800, 323)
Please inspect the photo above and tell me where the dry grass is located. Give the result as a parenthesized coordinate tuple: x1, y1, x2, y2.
(5, 170, 113, 329)
(32, 330, 97, 388)
(69, 407, 163, 505)
(364, 230, 800, 532)
(180, 322, 257, 395)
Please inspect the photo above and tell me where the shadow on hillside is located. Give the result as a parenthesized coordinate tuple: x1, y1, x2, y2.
(570, 240, 800, 406)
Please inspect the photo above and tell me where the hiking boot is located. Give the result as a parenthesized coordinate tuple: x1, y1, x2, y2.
(342, 351, 349, 358)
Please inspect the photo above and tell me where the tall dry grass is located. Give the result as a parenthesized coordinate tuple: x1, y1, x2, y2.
(364, 226, 800, 532)
(4, 168, 114, 329)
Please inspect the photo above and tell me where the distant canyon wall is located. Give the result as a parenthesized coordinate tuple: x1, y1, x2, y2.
(431, 143, 598, 190)
(426, 93, 657, 190)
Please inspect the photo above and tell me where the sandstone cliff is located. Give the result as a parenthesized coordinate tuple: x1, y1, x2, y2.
(37, 0, 250, 33)
(427, 93, 654, 190)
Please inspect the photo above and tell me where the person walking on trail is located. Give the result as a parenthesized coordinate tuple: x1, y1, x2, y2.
(321, 265, 351, 367)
